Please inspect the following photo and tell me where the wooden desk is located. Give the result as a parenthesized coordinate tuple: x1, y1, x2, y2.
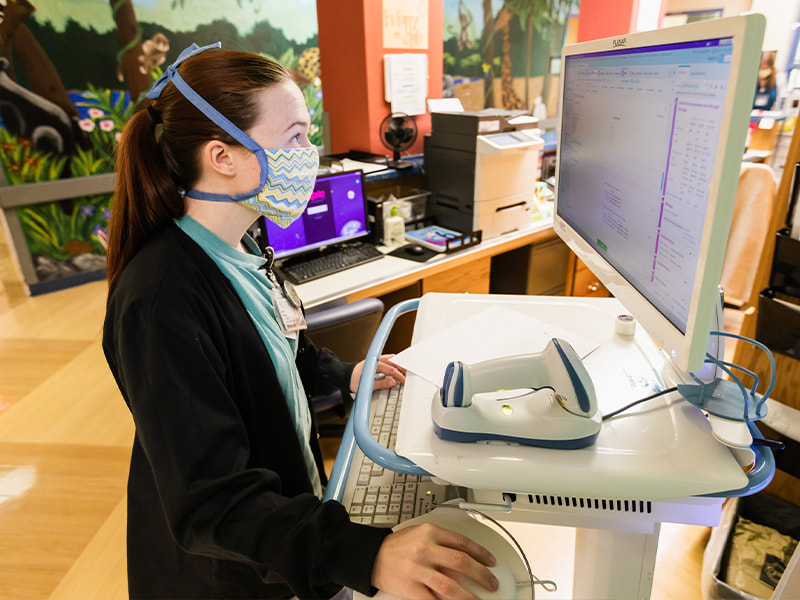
(295, 222, 561, 351)
(296, 221, 558, 308)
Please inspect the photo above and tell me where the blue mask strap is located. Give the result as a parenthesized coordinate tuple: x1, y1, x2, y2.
(146, 42, 268, 202)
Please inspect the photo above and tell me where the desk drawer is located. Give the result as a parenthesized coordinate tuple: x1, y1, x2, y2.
(422, 257, 491, 294)
(573, 260, 610, 297)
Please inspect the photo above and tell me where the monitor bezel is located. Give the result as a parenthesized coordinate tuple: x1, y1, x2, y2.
(266, 169, 371, 261)
(552, 14, 765, 374)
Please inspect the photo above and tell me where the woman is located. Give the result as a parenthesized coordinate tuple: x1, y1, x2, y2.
(102, 43, 499, 600)
(753, 51, 778, 111)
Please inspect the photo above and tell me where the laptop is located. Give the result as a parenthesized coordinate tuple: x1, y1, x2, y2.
(263, 170, 384, 284)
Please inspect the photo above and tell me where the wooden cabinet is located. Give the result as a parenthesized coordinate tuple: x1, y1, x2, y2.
(567, 253, 611, 298)
(422, 256, 491, 294)
(489, 236, 570, 296)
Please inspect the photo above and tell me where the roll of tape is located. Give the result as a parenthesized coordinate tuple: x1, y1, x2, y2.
(615, 314, 636, 336)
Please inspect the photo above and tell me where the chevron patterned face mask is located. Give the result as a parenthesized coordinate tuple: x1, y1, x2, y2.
(240, 146, 319, 227)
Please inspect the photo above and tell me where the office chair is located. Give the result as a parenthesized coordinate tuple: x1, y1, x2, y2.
(304, 296, 385, 423)
(721, 162, 779, 359)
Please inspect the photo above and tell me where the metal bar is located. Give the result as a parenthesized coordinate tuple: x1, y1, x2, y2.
(0, 174, 115, 208)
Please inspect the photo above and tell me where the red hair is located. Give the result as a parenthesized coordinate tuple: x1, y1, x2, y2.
(106, 49, 290, 298)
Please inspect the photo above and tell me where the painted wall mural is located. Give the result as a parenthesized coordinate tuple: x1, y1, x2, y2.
(442, 0, 578, 114)
(0, 0, 321, 288)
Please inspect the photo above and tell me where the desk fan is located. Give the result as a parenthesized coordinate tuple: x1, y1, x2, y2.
(379, 112, 417, 169)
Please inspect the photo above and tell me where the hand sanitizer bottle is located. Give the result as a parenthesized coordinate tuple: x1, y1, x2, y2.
(384, 204, 405, 247)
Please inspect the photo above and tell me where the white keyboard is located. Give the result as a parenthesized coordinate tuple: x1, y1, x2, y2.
(340, 384, 464, 526)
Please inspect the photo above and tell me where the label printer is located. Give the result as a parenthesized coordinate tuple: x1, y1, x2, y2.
(423, 109, 543, 240)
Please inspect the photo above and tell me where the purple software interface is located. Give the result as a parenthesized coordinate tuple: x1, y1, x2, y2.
(264, 170, 371, 260)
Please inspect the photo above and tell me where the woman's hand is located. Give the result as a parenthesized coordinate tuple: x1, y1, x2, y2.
(371, 523, 499, 600)
(350, 354, 406, 394)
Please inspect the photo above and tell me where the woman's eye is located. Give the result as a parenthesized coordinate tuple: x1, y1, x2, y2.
(291, 133, 302, 144)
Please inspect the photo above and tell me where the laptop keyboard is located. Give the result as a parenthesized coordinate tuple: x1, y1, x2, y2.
(280, 243, 384, 284)
(340, 384, 465, 526)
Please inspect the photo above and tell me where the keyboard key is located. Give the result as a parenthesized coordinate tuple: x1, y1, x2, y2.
(373, 515, 400, 526)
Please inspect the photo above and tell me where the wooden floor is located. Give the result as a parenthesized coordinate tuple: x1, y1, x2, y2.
(0, 225, 711, 599)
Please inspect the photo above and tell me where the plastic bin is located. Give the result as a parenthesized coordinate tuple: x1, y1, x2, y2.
(702, 493, 800, 599)
(756, 289, 800, 358)
(771, 230, 800, 296)
(370, 186, 430, 225)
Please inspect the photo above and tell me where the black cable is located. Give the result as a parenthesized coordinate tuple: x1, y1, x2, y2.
(601, 386, 679, 421)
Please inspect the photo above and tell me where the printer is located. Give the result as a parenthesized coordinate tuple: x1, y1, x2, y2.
(424, 109, 544, 240)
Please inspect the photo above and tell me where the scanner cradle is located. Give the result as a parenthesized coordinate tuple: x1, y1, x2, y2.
(432, 338, 602, 449)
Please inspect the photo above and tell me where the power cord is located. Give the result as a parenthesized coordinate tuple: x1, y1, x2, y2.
(601, 386, 679, 421)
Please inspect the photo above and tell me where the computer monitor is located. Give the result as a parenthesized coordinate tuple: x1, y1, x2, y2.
(264, 170, 371, 260)
(553, 14, 765, 374)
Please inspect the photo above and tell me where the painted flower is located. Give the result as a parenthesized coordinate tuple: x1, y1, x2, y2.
(79, 119, 96, 132)
(80, 205, 95, 217)
(87, 107, 105, 119)
(115, 132, 122, 143)
(314, 81, 322, 94)
(102, 208, 112, 221)
(308, 107, 316, 117)
(99, 120, 115, 132)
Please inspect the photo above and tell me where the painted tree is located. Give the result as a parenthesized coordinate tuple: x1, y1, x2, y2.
(493, 5, 526, 110)
(110, 0, 150, 103)
(501, 0, 576, 111)
(481, 0, 495, 107)
(0, 0, 79, 119)
(538, 0, 578, 109)
(506, 0, 545, 108)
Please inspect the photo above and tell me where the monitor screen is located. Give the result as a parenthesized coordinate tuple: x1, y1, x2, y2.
(265, 170, 371, 259)
(554, 15, 764, 374)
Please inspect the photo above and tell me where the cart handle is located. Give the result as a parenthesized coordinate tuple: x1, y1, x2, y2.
(324, 298, 432, 503)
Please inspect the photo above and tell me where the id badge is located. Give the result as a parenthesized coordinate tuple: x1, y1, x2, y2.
(270, 285, 307, 336)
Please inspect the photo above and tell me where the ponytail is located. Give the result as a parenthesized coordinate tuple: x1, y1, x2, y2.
(105, 49, 290, 301)
(106, 106, 184, 299)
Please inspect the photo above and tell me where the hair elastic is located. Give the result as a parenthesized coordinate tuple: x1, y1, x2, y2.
(147, 105, 162, 125)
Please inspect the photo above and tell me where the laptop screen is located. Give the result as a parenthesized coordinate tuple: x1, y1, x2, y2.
(265, 170, 371, 260)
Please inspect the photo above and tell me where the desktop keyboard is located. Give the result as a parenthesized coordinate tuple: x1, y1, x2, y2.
(279, 243, 384, 284)
(340, 383, 465, 526)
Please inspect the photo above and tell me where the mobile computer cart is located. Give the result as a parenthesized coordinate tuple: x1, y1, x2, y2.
(324, 293, 775, 599)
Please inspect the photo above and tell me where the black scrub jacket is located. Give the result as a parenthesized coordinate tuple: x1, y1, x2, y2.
(103, 223, 390, 599)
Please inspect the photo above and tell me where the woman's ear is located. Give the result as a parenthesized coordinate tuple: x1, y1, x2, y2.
(200, 140, 238, 177)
